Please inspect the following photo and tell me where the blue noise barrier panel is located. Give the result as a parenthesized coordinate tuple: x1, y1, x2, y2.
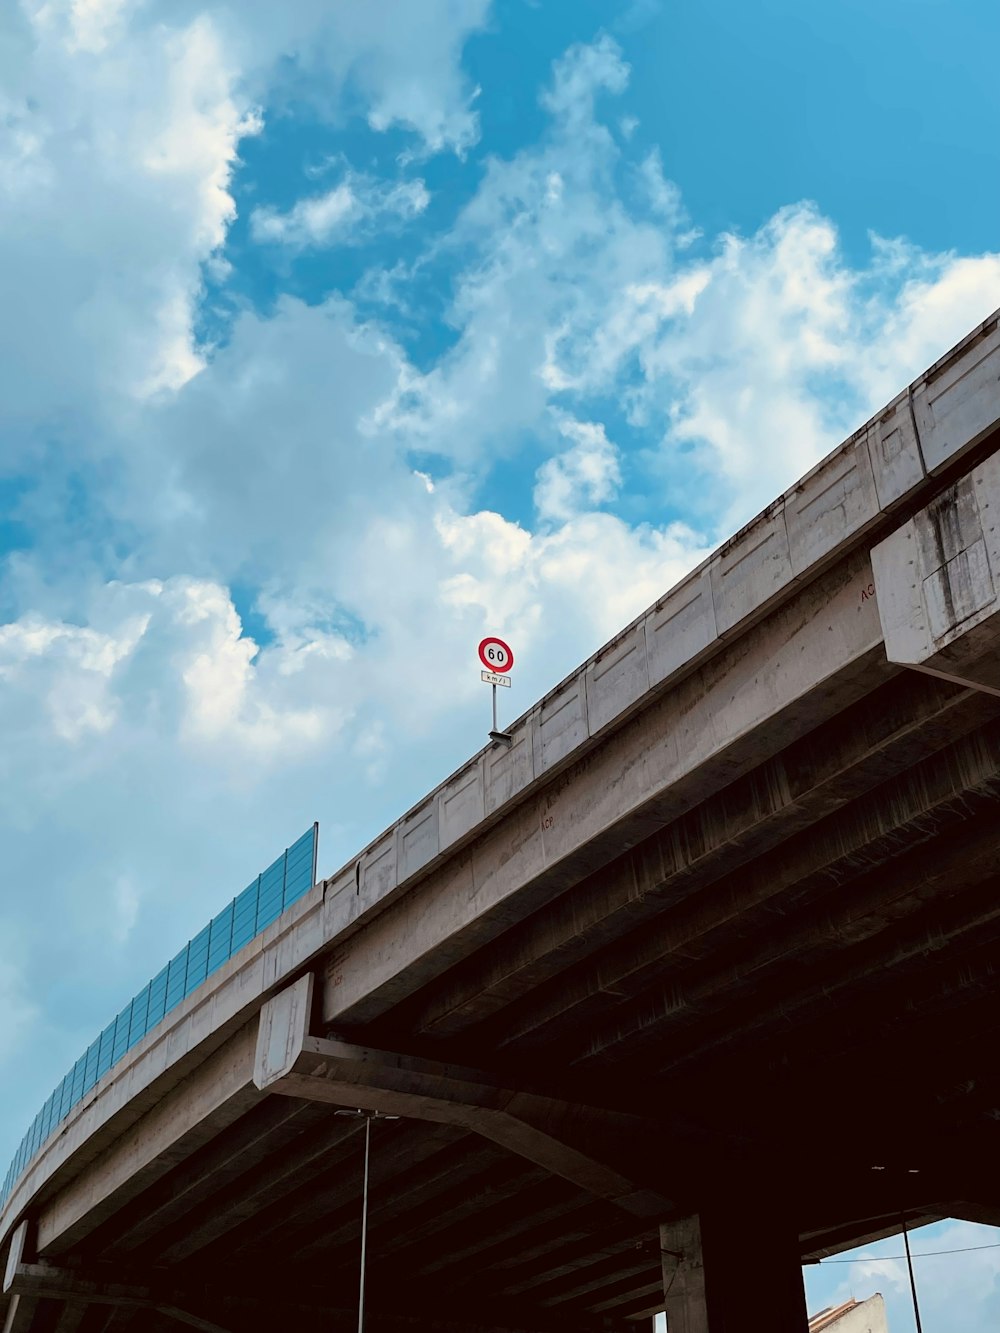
(1, 824, 318, 1207)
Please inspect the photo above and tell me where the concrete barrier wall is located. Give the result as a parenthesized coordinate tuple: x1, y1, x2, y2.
(326, 310, 1000, 924)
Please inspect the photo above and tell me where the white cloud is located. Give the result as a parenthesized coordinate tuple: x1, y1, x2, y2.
(159, 0, 490, 155)
(251, 174, 430, 250)
(534, 415, 622, 522)
(540, 33, 630, 129)
(384, 36, 1000, 529)
(0, 0, 489, 478)
(0, 3, 258, 433)
(0, 579, 332, 763)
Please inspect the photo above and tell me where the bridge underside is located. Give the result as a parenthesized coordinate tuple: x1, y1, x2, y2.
(7, 646, 1000, 1333)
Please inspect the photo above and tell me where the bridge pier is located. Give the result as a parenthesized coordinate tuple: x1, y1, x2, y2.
(661, 1189, 807, 1333)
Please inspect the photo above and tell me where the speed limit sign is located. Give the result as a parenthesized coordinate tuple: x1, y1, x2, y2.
(478, 637, 514, 673)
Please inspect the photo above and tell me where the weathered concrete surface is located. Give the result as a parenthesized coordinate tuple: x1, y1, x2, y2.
(0, 885, 328, 1254)
(35, 1025, 261, 1256)
(660, 1217, 707, 1333)
(874, 451, 1000, 695)
(256, 976, 669, 1221)
(322, 551, 887, 1027)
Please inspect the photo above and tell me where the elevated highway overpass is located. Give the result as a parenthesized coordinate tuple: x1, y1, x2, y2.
(4, 310, 1000, 1332)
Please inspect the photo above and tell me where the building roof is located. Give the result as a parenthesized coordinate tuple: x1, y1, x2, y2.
(809, 1298, 874, 1331)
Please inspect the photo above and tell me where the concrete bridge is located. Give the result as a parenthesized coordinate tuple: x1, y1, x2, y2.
(3, 310, 1000, 1333)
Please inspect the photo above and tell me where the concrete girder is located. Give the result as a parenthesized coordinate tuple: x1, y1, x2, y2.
(35, 1023, 262, 1258)
(5, 1263, 233, 1332)
(875, 451, 1000, 696)
(97, 1313, 136, 1333)
(492, 706, 1000, 1063)
(568, 720, 1000, 1068)
(161, 1119, 458, 1266)
(401, 672, 981, 1042)
(288, 1140, 541, 1267)
(584, 1274, 663, 1315)
(97, 1096, 333, 1261)
(8, 1263, 635, 1333)
(255, 975, 671, 1224)
(322, 550, 888, 1030)
(647, 800, 1000, 1087)
(471, 1216, 644, 1286)
(400, 1185, 604, 1282)
(800, 1210, 944, 1263)
(529, 1251, 660, 1308)
(137, 1109, 375, 1263)
(488, 1226, 659, 1301)
(943, 1199, 1000, 1230)
(289, 1135, 513, 1264)
(242, 1125, 477, 1264)
(52, 1301, 90, 1333)
(718, 947, 1000, 1178)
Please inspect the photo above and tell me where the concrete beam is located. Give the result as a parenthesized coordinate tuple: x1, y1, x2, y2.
(6, 1262, 233, 1332)
(407, 672, 977, 1039)
(15, 1259, 642, 1333)
(649, 780, 1000, 1083)
(157, 1119, 452, 1265)
(387, 1185, 602, 1282)
(485, 682, 992, 1053)
(36, 1023, 260, 1257)
(875, 452, 1000, 696)
(322, 550, 888, 1030)
(52, 1302, 89, 1333)
(572, 719, 1000, 1066)
(491, 1226, 658, 1301)
(99, 1097, 331, 1260)
(288, 1137, 527, 1266)
(255, 976, 671, 1222)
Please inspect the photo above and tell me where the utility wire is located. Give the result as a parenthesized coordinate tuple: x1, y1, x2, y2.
(818, 1241, 1000, 1263)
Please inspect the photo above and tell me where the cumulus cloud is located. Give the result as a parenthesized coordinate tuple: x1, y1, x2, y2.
(0, 4, 254, 428)
(384, 34, 1000, 527)
(251, 173, 430, 249)
(534, 415, 622, 522)
(216, 0, 490, 155)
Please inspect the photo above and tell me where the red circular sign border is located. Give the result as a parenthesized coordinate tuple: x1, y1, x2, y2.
(478, 636, 514, 673)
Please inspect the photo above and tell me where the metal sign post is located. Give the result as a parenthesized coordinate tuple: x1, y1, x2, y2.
(478, 637, 514, 745)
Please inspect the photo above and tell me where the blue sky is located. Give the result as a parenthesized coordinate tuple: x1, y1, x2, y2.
(2, 0, 1000, 1321)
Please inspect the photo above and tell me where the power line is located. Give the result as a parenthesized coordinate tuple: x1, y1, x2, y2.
(818, 1241, 1000, 1264)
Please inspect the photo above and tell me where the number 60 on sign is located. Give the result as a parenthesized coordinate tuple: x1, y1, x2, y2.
(478, 637, 514, 673)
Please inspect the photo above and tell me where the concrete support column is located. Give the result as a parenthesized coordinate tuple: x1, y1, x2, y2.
(662, 1192, 807, 1333)
(660, 1216, 707, 1333)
